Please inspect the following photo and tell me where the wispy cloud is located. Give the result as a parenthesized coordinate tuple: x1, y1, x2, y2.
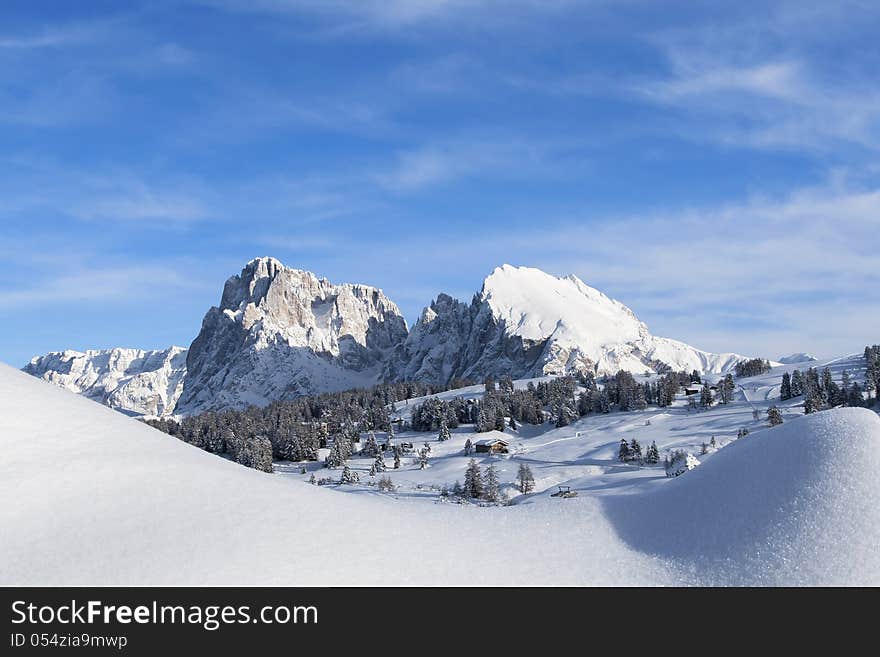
(375, 138, 572, 191)
(0, 266, 194, 308)
(198, 0, 577, 31)
(632, 3, 880, 152)
(0, 157, 212, 226)
(0, 20, 107, 49)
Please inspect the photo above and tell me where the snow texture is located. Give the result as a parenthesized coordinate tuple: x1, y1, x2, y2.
(388, 265, 749, 383)
(3, 361, 879, 586)
(24, 347, 187, 417)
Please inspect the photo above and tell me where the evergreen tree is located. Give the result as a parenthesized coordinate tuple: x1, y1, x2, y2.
(767, 406, 784, 426)
(516, 463, 536, 494)
(718, 374, 736, 404)
(463, 459, 483, 499)
(464, 438, 473, 455)
(495, 407, 506, 431)
(630, 438, 643, 463)
(848, 382, 864, 408)
(417, 447, 429, 469)
(438, 418, 451, 441)
(780, 372, 792, 400)
(618, 438, 630, 463)
(361, 432, 380, 457)
(700, 383, 714, 408)
(340, 464, 358, 484)
(373, 452, 387, 473)
(483, 464, 502, 503)
(790, 369, 805, 396)
(645, 441, 660, 465)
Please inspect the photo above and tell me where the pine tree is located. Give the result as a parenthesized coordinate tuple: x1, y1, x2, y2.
(767, 405, 784, 426)
(790, 369, 805, 396)
(618, 438, 630, 463)
(718, 374, 736, 404)
(464, 438, 473, 455)
(494, 407, 506, 431)
(373, 452, 387, 473)
(516, 463, 535, 494)
(645, 441, 660, 465)
(340, 464, 357, 484)
(417, 447, 429, 469)
(700, 383, 714, 408)
(780, 372, 792, 400)
(463, 459, 483, 499)
(483, 464, 502, 503)
(438, 418, 451, 441)
(630, 438, 643, 463)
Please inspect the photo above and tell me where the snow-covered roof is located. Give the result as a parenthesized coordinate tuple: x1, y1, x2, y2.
(475, 437, 509, 446)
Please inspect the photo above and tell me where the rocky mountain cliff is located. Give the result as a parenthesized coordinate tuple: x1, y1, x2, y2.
(25, 259, 750, 416)
(175, 257, 408, 414)
(385, 265, 745, 383)
(24, 347, 187, 417)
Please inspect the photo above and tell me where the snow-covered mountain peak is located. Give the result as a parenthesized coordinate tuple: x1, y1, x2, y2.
(480, 264, 645, 347)
(778, 353, 819, 365)
(177, 258, 409, 414)
(24, 346, 188, 417)
(387, 264, 750, 384)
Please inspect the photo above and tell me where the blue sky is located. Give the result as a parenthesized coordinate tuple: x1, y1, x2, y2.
(2, 0, 879, 366)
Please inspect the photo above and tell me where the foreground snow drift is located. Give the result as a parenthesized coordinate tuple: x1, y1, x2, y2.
(0, 364, 664, 586)
(603, 408, 880, 585)
(2, 363, 879, 585)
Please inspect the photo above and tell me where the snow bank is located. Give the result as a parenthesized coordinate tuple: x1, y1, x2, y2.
(0, 364, 666, 586)
(603, 408, 880, 585)
(4, 361, 878, 586)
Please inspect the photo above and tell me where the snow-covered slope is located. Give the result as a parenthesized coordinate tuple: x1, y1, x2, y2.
(603, 408, 880, 585)
(388, 265, 747, 383)
(176, 257, 408, 414)
(24, 346, 187, 417)
(0, 362, 664, 586)
(3, 361, 879, 585)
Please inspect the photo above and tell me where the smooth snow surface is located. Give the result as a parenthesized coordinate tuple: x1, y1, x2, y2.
(604, 408, 880, 585)
(0, 364, 666, 586)
(3, 362, 879, 586)
(481, 265, 747, 375)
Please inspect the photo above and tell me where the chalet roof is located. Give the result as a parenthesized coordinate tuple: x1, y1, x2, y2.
(475, 437, 509, 447)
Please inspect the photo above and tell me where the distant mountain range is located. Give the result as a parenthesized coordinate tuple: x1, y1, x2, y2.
(25, 257, 752, 416)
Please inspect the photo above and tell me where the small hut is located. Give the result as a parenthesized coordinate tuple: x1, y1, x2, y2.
(474, 437, 509, 454)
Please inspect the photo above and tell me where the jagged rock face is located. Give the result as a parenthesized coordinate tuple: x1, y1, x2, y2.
(386, 265, 746, 384)
(23, 347, 187, 417)
(25, 259, 749, 416)
(176, 257, 408, 414)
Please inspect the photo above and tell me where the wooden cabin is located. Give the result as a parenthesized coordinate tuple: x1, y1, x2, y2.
(474, 437, 509, 454)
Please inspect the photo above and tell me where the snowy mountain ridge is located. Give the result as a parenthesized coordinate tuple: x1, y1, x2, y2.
(26, 258, 753, 416)
(175, 257, 409, 415)
(24, 346, 187, 417)
(386, 264, 747, 383)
